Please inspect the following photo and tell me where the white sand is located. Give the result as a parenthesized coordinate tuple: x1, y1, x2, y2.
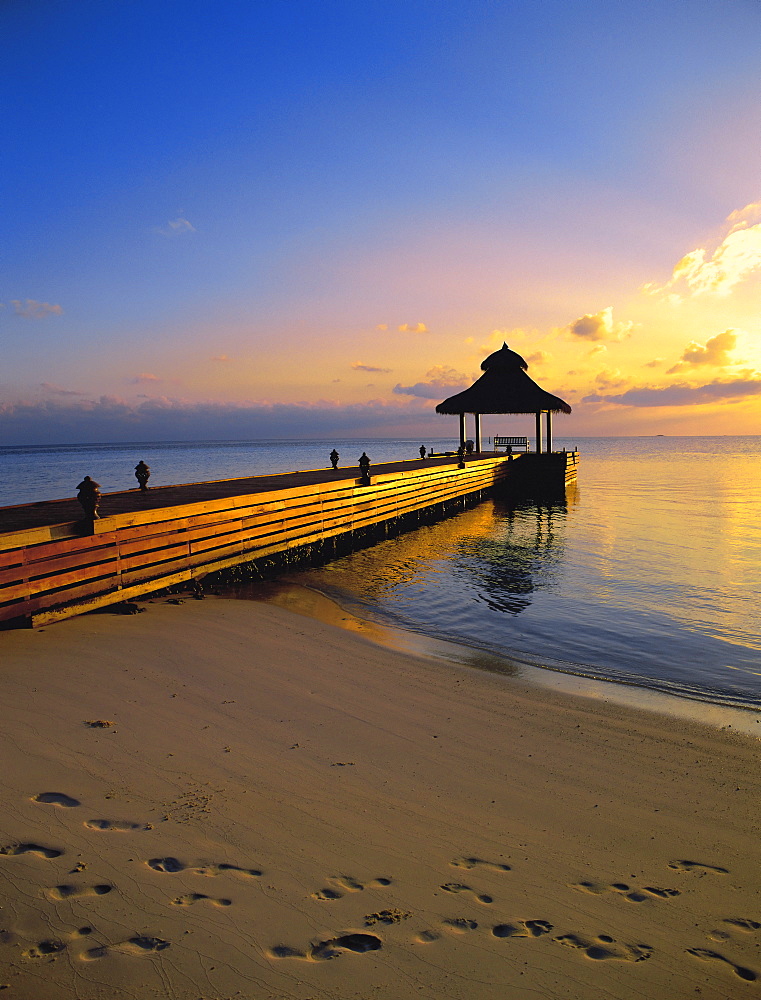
(0, 594, 759, 1000)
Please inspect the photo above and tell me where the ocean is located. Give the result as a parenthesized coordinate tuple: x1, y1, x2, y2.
(2, 436, 760, 709)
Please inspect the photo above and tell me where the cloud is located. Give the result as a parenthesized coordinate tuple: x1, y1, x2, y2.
(212, 354, 230, 362)
(526, 351, 550, 365)
(583, 377, 761, 408)
(39, 382, 85, 397)
(566, 307, 632, 342)
(351, 362, 392, 373)
(132, 373, 162, 384)
(644, 358, 664, 369)
(666, 330, 737, 374)
(153, 217, 196, 237)
(645, 203, 761, 298)
(726, 201, 761, 227)
(593, 368, 630, 392)
(397, 322, 428, 334)
(393, 364, 470, 399)
(375, 323, 388, 332)
(10, 299, 63, 319)
(0, 395, 449, 445)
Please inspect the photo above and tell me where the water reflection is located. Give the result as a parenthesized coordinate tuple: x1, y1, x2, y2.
(458, 493, 571, 615)
(289, 489, 573, 630)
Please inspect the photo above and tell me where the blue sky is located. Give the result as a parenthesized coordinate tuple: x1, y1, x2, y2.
(3, 0, 761, 443)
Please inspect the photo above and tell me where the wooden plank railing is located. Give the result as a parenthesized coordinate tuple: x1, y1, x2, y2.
(0, 456, 511, 627)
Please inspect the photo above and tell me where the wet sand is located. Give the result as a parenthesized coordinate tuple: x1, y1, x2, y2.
(0, 594, 759, 999)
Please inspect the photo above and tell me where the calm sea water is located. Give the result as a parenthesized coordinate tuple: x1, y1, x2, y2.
(2, 436, 759, 709)
(295, 436, 761, 709)
(0, 438, 452, 508)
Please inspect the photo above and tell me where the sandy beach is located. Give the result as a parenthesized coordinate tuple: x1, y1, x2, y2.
(0, 593, 759, 1000)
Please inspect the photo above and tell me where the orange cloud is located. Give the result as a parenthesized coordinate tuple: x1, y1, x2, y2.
(351, 362, 392, 373)
(393, 365, 470, 399)
(593, 368, 630, 392)
(526, 350, 550, 365)
(566, 307, 632, 342)
(397, 322, 428, 334)
(667, 330, 737, 374)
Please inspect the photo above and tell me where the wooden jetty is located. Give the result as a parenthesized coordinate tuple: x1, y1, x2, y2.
(0, 451, 578, 629)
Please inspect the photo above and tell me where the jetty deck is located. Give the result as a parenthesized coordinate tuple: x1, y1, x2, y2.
(0, 456, 467, 535)
(2, 453, 539, 628)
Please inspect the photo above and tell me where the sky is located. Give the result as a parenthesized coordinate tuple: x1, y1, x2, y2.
(2, 0, 761, 444)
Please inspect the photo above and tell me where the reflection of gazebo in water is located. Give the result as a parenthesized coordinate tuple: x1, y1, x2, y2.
(435, 343, 572, 453)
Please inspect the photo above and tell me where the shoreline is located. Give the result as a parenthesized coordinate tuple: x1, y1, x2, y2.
(1, 594, 759, 999)
(232, 577, 761, 738)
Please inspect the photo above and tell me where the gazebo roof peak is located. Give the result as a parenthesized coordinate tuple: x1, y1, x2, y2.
(435, 343, 571, 416)
(481, 342, 528, 372)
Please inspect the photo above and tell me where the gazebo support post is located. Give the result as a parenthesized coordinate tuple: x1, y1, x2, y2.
(435, 344, 572, 454)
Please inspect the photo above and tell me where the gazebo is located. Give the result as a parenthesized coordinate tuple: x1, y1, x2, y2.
(435, 343, 572, 453)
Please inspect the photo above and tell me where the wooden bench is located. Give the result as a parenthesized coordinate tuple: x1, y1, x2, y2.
(493, 436, 529, 452)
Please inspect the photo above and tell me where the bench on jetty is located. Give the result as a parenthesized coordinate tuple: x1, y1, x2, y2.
(493, 436, 529, 451)
(0, 455, 516, 628)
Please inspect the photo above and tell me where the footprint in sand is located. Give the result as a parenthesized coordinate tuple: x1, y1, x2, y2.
(570, 880, 680, 903)
(81, 936, 170, 961)
(84, 819, 151, 832)
(312, 875, 392, 900)
(22, 939, 67, 960)
(439, 882, 493, 904)
(442, 918, 479, 934)
(687, 947, 757, 982)
(723, 918, 761, 933)
(641, 886, 681, 899)
(270, 933, 382, 961)
(493, 920, 553, 938)
(171, 893, 232, 907)
(0, 842, 63, 859)
(668, 860, 729, 874)
(414, 929, 442, 943)
(46, 884, 112, 900)
(33, 793, 80, 808)
(146, 857, 184, 873)
(365, 908, 411, 926)
(196, 862, 261, 878)
(554, 933, 652, 962)
(147, 857, 262, 878)
(450, 856, 511, 873)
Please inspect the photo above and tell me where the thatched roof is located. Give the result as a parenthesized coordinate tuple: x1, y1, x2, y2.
(436, 343, 572, 416)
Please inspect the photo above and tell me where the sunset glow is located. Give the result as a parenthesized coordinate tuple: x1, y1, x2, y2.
(2, 1, 760, 443)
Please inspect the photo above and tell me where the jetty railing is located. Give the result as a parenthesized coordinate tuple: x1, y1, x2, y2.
(1, 455, 516, 627)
